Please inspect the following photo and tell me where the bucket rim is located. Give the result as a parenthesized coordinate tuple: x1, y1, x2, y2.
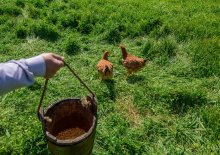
(43, 98, 97, 145)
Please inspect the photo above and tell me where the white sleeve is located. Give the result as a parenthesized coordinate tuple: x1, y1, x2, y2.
(0, 55, 46, 95)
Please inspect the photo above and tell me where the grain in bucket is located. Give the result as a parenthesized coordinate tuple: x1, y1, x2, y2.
(37, 62, 97, 155)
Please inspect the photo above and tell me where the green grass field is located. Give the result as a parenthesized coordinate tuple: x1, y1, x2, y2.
(0, 0, 220, 154)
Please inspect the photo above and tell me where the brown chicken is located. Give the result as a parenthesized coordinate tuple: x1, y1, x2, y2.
(97, 51, 113, 80)
(119, 44, 147, 75)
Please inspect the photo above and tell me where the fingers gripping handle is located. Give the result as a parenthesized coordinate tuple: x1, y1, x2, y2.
(37, 61, 95, 121)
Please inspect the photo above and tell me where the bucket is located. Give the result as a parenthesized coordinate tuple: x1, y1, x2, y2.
(37, 62, 97, 155)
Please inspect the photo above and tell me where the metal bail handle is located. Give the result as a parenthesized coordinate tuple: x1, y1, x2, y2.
(37, 78, 49, 121)
(37, 61, 95, 121)
(64, 61, 95, 97)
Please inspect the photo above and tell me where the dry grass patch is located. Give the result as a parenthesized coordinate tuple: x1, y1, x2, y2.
(115, 96, 143, 126)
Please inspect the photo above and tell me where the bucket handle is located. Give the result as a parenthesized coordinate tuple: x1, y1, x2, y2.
(37, 61, 95, 122)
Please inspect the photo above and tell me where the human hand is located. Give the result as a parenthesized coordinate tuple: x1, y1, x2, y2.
(41, 53, 64, 78)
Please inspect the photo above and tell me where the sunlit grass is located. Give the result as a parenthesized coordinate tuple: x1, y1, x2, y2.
(0, 0, 220, 154)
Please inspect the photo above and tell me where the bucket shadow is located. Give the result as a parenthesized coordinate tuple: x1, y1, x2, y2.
(126, 75, 145, 84)
(102, 79, 116, 101)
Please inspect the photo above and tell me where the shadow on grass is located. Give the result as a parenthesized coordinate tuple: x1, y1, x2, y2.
(169, 91, 207, 115)
(102, 79, 116, 101)
(28, 82, 41, 91)
(126, 75, 145, 84)
(0, 124, 6, 136)
(65, 39, 81, 55)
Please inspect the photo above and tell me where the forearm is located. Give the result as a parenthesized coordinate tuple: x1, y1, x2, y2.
(0, 55, 46, 95)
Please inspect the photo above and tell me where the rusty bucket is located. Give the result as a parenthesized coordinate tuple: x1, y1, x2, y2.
(37, 62, 97, 155)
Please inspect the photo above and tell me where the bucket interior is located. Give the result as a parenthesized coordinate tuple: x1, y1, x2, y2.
(44, 99, 94, 140)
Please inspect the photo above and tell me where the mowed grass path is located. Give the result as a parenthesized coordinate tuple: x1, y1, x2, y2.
(0, 0, 220, 154)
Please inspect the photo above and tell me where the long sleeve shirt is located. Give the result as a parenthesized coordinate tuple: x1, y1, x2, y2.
(0, 55, 46, 95)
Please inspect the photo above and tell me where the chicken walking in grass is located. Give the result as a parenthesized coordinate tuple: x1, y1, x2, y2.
(97, 51, 113, 80)
(119, 44, 147, 75)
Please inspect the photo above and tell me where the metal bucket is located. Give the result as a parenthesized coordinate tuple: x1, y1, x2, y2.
(37, 62, 97, 155)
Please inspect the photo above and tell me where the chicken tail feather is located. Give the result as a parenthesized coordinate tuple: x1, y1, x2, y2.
(119, 44, 127, 59)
